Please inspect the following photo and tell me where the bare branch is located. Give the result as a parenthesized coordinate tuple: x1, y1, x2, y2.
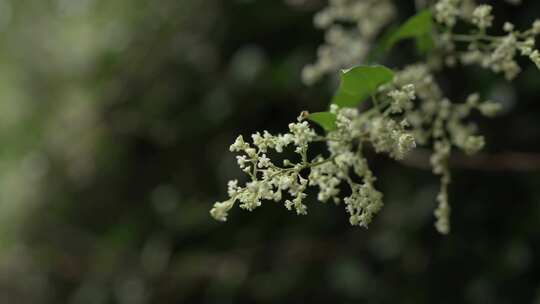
(401, 148, 540, 172)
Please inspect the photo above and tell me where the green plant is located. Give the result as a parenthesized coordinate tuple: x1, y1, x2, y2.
(211, 0, 540, 234)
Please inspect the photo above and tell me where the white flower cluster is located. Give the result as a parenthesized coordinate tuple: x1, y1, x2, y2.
(302, 0, 395, 85)
(213, 1, 537, 235)
(368, 116, 416, 160)
(434, 1, 540, 79)
(388, 84, 416, 114)
(471, 4, 493, 31)
(392, 64, 502, 233)
(211, 122, 307, 221)
(435, 0, 460, 27)
(211, 87, 421, 227)
(431, 140, 451, 234)
(213, 63, 502, 233)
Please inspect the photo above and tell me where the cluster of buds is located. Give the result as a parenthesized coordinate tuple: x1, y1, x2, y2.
(211, 83, 420, 228)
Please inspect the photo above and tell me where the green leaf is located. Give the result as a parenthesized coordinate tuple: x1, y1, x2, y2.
(385, 9, 433, 52)
(307, 111, 337, 132)
(367, 24, 399, 63)
(331, 65, 394, 108)
(415, 32, 435, 54)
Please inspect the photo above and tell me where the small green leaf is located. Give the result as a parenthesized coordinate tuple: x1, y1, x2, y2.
(385, 9, 433, 52)
(331, 65, 394, 108)
(307, 111, 337, 132)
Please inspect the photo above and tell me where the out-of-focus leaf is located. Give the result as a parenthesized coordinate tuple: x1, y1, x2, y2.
(415, 32, 435, 54)
(385, 10, 434, 52)
(367, 24, 399, 62)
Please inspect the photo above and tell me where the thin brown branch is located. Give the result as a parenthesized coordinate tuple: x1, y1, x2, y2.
(400, 148, 540, 172)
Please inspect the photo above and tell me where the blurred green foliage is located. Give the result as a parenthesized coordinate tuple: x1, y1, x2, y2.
(1, 0, 540, 303)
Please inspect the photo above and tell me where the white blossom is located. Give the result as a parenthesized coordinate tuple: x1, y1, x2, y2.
(388, 84, 416, 114)
(478, 101, 502, 117)
(503, 22, 514, 32)
(210, 200, 235, 222)
(472, 5, 493, 30)
(533, 19, 540, 35)
(434, 191, 451, 234)
(435, 0, 460, 27)
(530, 50, 540, 69)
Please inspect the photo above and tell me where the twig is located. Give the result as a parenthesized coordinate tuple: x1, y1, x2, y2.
(400, 148, 540, 172)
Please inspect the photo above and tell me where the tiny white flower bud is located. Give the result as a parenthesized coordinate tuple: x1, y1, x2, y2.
(472, 5, 494, 30)
(530, 50, 540, 69)
(532, 19, 540, 35)
(503, 22, 514, 32)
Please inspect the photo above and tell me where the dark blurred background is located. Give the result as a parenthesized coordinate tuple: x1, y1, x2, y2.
(1, 0, 540, 303)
